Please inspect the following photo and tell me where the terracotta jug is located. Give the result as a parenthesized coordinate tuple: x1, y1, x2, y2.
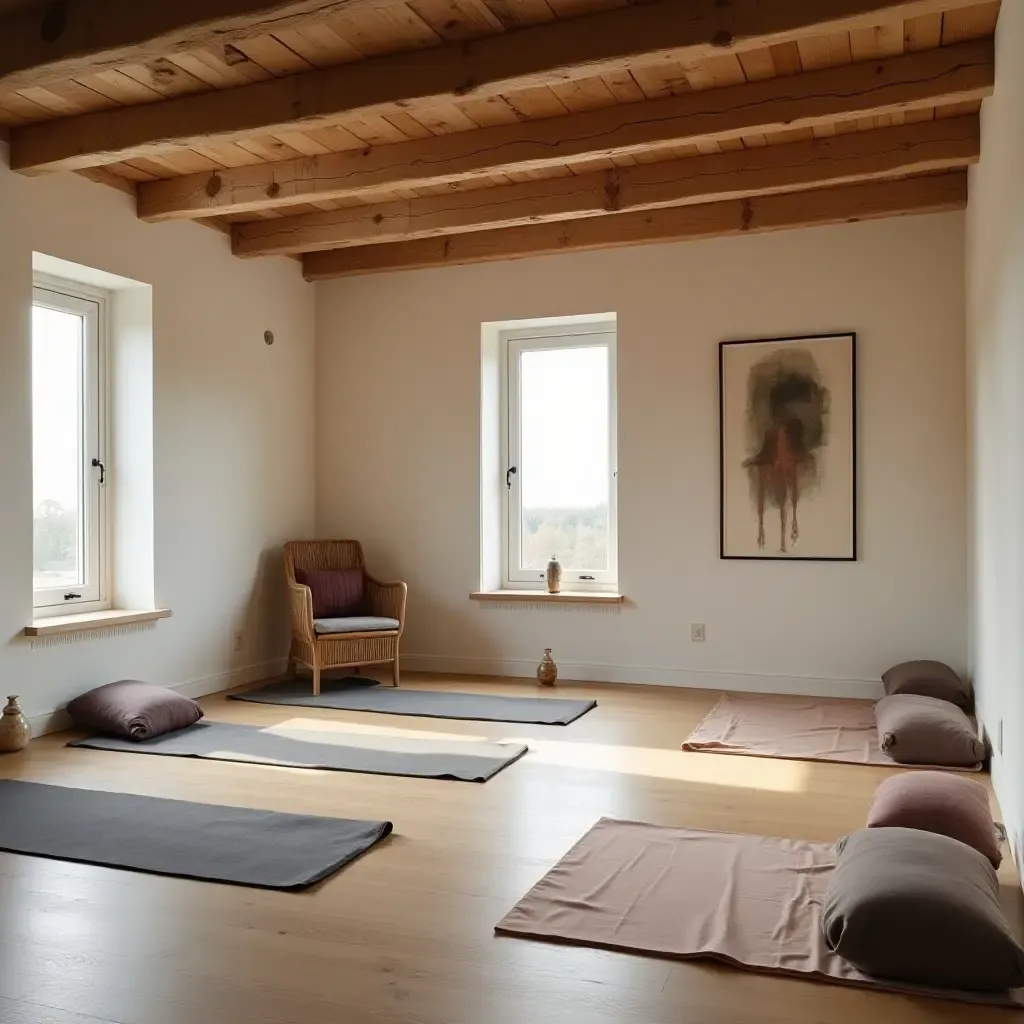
(537, 649, 558, 686)
(0, 696, 31, 753)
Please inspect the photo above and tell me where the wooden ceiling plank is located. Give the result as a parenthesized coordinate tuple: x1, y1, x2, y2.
(629, 60, 691, 100)
(407, 0, 505, 40)
(136, 40, 994, 221)
(768, 41, 804, 76)
(269, 23, 364, 65)
(232, 115, 979, 255)
(10, 0, 1000, 174)
(796, 32, 854, 71)
(301, 171, 968, 278)
(324, 7, 443, 54)
(850, 22, 906, 60)
(228, 35, 314, 74)
(904, 13, 943, 50)
(683, 54, 747, 91)
(481, 0, 557, 28)
(941, 1, 1001, 43)
(0, 1, 409, 94)
(737, 47, 778, 82)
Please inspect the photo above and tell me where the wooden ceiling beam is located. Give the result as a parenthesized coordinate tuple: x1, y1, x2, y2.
(301, 172, 968, 280)
(137, 40, 994, 222)
(8, 0, 998, 174)
(232, 117, 979, 257)
(0, 1, 394, 94)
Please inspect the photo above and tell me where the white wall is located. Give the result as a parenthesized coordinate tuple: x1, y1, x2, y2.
(967, 0, 1024, 862)
(0, 151, 316, 727)
(316, 213, 967, 697)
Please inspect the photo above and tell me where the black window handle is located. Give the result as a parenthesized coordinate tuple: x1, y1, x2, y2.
(92, 458, 105, 484)
(506, 466, 517, 489)
(64, 592, 81, 601)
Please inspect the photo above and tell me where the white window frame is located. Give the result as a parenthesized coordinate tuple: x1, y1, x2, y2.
(500, 321, 618, 592)
(31, 274, 110, 614)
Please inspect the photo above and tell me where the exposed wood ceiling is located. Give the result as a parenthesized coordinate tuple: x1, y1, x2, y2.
(0, 0, 1000, 279)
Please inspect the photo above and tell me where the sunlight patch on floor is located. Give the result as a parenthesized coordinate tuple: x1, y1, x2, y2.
(260, 716, 490, 744)
(497, 737, 811, 792)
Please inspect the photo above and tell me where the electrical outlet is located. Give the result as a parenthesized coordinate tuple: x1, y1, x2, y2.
(690, 623, 706, 643)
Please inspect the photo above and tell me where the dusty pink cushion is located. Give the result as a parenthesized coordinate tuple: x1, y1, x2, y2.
(67, 680, 203, 740)
(867, 771, 1001, 867)
(295, 567, 366, 618)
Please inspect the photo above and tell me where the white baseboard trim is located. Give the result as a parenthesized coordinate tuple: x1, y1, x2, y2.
(28, 658, 287, 738)
(402, 653, 884, 700)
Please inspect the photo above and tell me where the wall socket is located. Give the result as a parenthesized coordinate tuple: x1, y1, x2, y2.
(690, 623, 706, 643)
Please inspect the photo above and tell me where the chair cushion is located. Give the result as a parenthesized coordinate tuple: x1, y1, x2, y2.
(295, 567, 367, 618)
(866, 771, 1001, 867)
(314, 616, 400, 635)
(67, 680, 203, 741)
(882, 660, 971, 709)
(874, 693, 984, 768)
(822, 827, 1024, 991)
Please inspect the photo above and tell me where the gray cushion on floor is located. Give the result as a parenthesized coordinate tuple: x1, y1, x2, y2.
(882, 660, 972, 708)
(874, 694, 984, 767)
(66, 680, 203, 740)
(314, 616, 400, 634)
(823, 827, 1024, 992)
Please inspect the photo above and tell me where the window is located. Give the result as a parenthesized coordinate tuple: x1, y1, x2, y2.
(32, 276, 108, 613)
(501, 321, 617, 590)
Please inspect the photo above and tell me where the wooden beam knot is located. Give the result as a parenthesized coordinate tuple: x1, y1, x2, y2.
(604, 171, 622, 212)
(740, 198, 754, 230)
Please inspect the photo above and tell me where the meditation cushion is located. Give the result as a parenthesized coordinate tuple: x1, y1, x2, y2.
(882, 660, 971, 709)
(314, 616, 400, 634)
(867, 771, 1001, 867)
(67, 680, 203, 740)
(874, 693, 984, 768)
(295, 567, 367, 618)
(823, 827, 1024, 991)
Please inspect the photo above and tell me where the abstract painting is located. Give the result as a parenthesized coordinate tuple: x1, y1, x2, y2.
(720, 333, 856, 560)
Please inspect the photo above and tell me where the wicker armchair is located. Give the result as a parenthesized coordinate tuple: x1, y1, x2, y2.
(285, 540, 407, 694)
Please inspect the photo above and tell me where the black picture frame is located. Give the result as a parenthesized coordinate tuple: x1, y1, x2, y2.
(719, 332, 857, 562)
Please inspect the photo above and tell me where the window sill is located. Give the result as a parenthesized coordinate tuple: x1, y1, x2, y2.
(470, 590, 624, 605)
(25, 608, 172, 637)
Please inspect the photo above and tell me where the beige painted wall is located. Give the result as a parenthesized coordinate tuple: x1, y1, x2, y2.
(316, 213, 967, 697)
(0, 150, 315, 727)
(967, 0, 1024, 862)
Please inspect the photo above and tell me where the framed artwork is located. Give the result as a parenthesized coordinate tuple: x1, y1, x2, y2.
(719, 332, 857, 561)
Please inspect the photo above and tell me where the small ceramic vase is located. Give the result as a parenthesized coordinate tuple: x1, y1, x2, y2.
(537, 649, 558, 686)
(0, 696, 31, 753)
(545, 556, 562, 594)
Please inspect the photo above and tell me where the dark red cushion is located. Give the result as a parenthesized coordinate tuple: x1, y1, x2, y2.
(295, 567, 367, 618)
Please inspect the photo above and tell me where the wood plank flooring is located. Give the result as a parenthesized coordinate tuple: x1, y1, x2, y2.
(0, 674, 1019, 1024)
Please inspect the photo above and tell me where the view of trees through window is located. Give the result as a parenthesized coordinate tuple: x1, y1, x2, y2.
(518, 343, 610, 572)
(521, 503, 609, 571)
(32, 301, 85, 592)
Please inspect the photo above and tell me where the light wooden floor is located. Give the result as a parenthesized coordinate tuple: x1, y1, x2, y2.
(0, 674, 1021, 1024)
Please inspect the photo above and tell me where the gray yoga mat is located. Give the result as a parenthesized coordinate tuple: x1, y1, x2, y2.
(70, 720, 528, 782)
(229, 678, 597, 725)
(0, 779, 391, 889)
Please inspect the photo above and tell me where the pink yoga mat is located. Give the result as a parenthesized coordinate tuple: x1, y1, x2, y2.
(496, 818, 1022, 1009)
(682, 692, 982, 770)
